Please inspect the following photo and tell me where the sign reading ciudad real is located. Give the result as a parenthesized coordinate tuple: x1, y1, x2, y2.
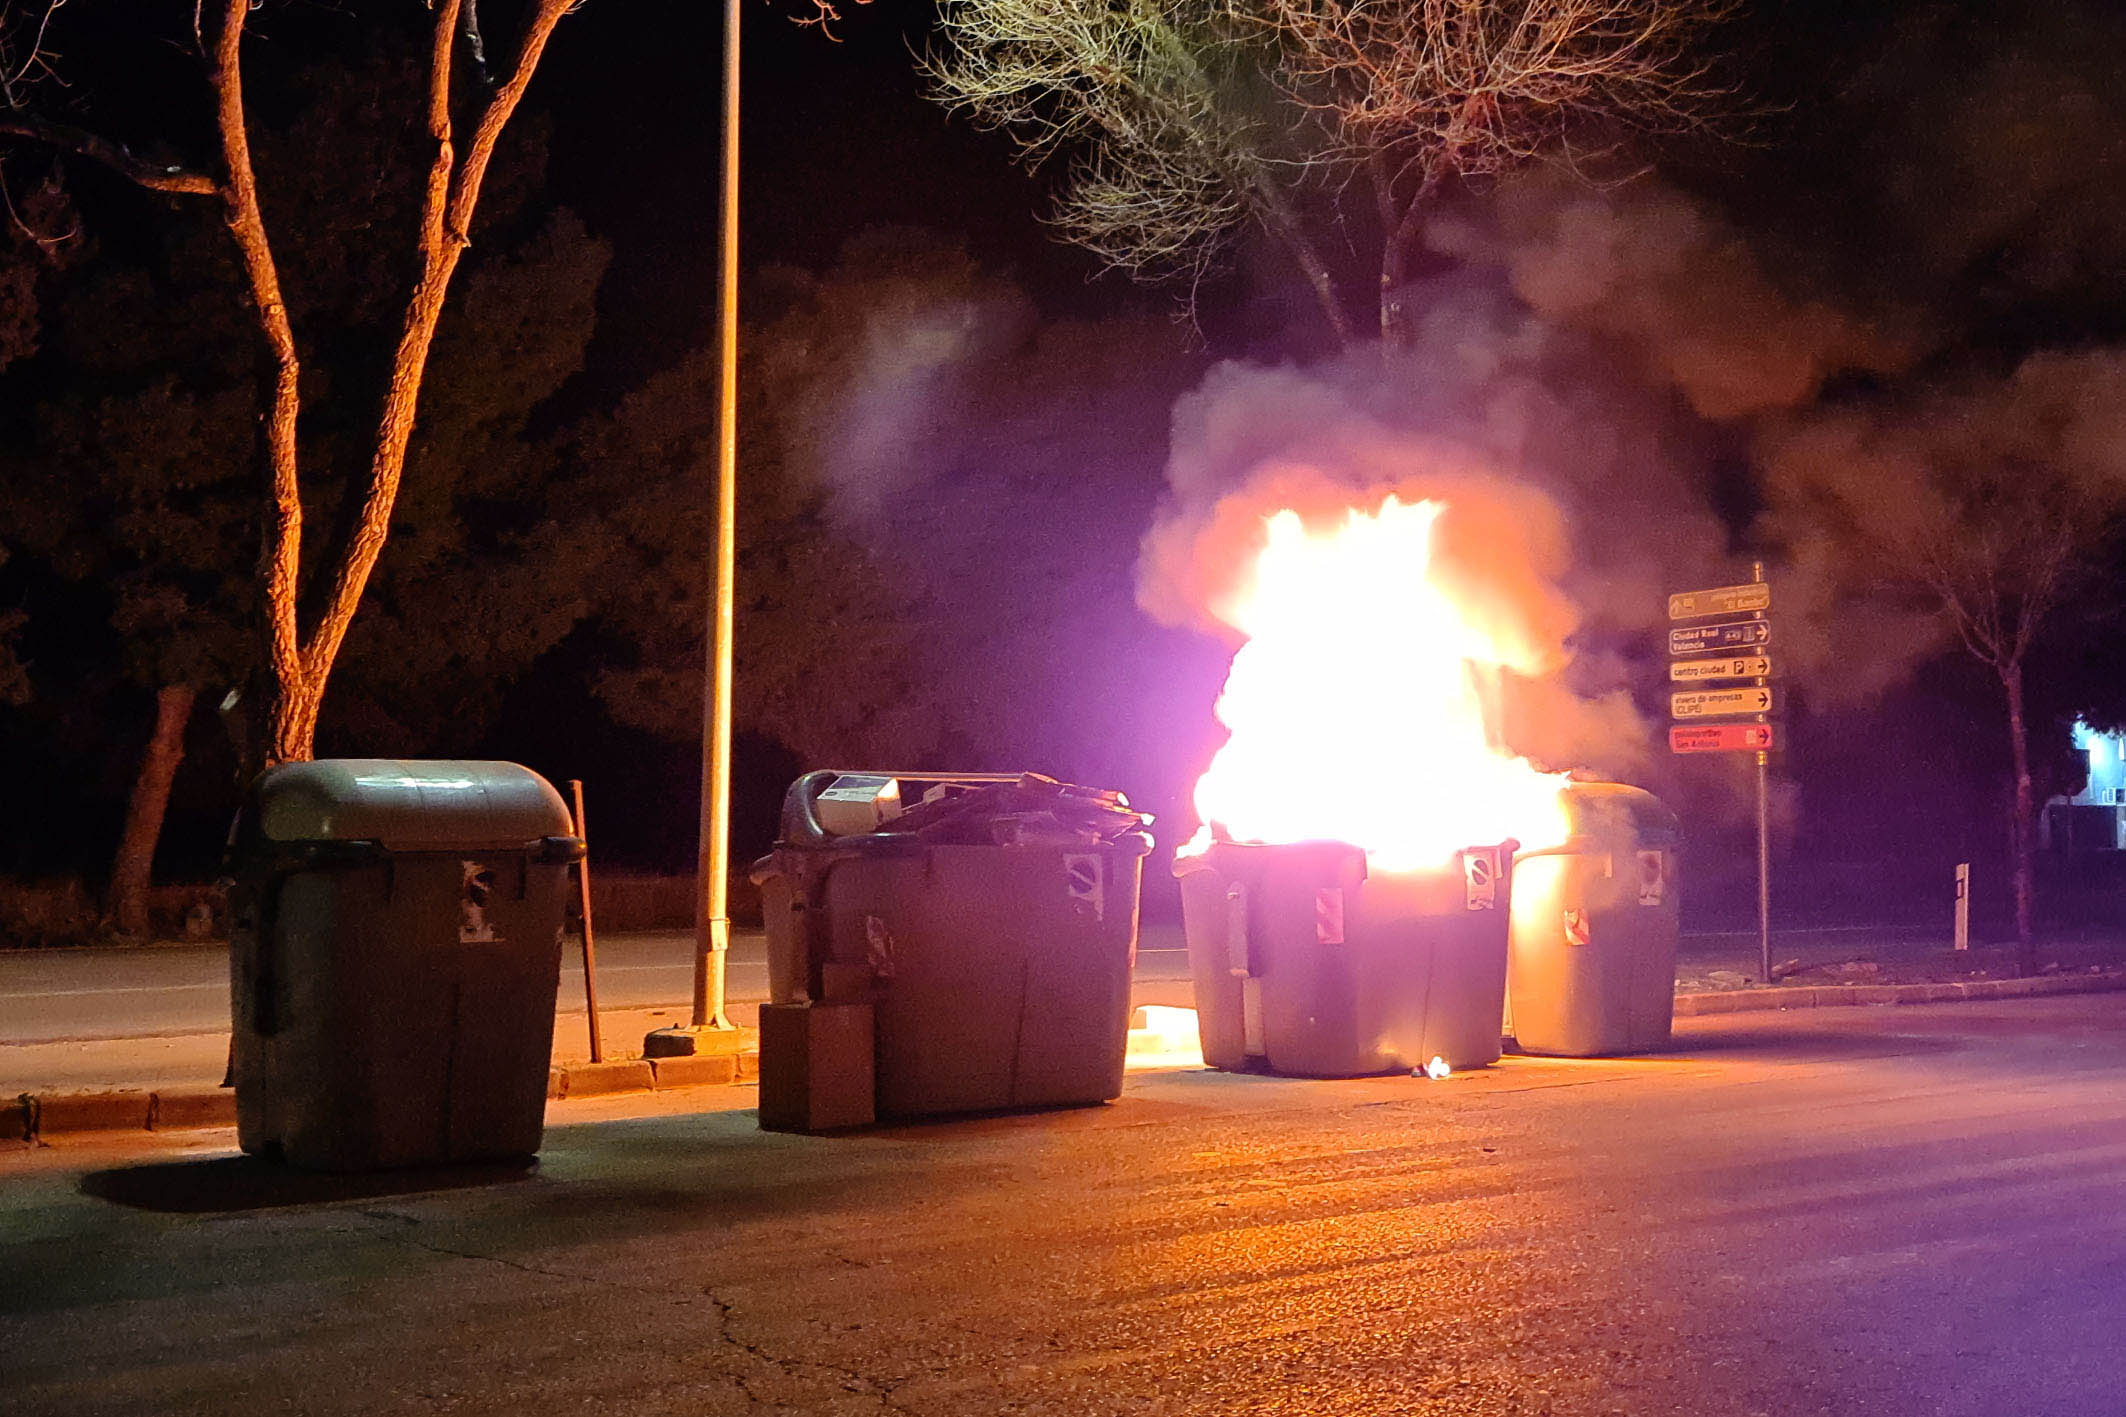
(1666, 580, 1774, 754)
(1667, 618, 1770, 655)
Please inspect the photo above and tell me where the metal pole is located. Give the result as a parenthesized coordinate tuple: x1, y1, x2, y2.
(1753, 560, 1770, 984)
(692, 0, 741, 1033)
(1756, 749, 1770, 982)
(569, 779, 604, 1063)
(648, 0, 740, 1055)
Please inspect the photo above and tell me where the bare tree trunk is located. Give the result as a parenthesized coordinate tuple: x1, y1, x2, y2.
(262, 668, 325, 769)
(208, 0, 309, 772)
(1372, 156, 1401, 347)
(1249, 173, 1354, 346)
(6, 4, 572, 774)
(109, 683, 197, 936)
(2003, 657, 2037, 975)
(209, 0, 573, 771)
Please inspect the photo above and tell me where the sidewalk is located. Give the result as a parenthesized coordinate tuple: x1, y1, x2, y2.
(0, 1000, 761, 1095)
(1672, 921, 2126, 992)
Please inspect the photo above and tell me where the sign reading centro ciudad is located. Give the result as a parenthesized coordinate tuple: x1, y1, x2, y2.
(1670, 654, 1770, 683)
(1666, 580, 1774, 755)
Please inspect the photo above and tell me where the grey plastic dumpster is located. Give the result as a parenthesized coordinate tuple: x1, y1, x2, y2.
(227, 760, 583, 1170)
(1176, 838, 1517, 1076)
(1505, 783, 1680, 1057)
(753, 771, 1154, 1124)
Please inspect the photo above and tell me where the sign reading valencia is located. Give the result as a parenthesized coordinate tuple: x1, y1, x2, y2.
(1667, 582, 1772, 620)
(1668, 619, 1771, 655)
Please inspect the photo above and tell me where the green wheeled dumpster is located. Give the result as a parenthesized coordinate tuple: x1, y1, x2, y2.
(753, 771, 1154, 1127)
(1176, 838, 1518, 1076)
(1506, 782, 1680, 1057)
(227, 760, 583, 1170)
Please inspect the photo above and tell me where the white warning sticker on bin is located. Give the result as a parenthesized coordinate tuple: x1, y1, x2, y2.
(1463, 849, 1500, 911)
(1315, 888, 1345, 944)
(1064, 853, 1105, 921)
(458, 861, 499, 943)
(1636, 849, 1666, 906)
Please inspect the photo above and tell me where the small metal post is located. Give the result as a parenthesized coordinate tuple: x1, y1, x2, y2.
(1753, 561, 1771, 984)
(569, 780, 604, 1064)
(1954, 862, 1970, 951)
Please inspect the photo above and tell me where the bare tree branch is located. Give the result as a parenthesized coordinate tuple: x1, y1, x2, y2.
(1258, 0, 1736, 341)
(206, 0, 306, 748)
(792, 0, 876, 39)
(0, 112, 215, 194)
(3, 0, 583, 766)
(460, 0, 494, 90)
(924, 0, 1352, 337)
(924, 0, 1733, 345)
(300, 0, 575, 698)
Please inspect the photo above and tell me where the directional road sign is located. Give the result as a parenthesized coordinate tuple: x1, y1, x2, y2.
(1672, 686, 1773, 720)
(1670, 722, 1776, 754)
(1668, 619, 1770, 656)
(1668, 582, 1772, 620)
(1670, 654, 1772, 683)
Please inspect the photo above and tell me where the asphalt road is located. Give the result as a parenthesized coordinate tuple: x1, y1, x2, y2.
(9, 995, 2126, 1415)
(0, 931, 772, 1044)
(0, 929, 1200, 1045)
(0, 924, 1956, 1046)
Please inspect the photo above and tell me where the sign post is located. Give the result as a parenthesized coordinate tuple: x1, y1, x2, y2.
(1954, 863, 1970, 951)
(1750, 565, 1771, 985)
(1668, 564, 1776, 983)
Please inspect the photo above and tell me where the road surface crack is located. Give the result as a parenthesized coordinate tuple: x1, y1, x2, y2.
(368, 1228, 587, 1281)
(705, 1290, 911, 1413)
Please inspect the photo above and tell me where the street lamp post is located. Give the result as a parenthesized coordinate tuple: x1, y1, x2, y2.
(646, 0, 747, 1059)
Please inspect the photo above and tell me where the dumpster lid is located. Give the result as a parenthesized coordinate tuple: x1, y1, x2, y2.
(1558, 781, 1679, 842)
(249, 759, 574, 851)
(779, 770, 1153, 850)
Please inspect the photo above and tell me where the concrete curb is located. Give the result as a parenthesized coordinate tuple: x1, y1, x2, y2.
(1673, 969, 2126, 1016)
(9, 1048, 762, 1145)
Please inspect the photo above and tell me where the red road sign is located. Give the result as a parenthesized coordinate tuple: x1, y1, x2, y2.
(1669, 722, 1775, 754)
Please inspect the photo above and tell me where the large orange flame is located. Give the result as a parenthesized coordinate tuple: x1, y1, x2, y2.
(1188, 496, 1571, 871)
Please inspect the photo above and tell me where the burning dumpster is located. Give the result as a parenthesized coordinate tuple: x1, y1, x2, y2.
(1506, 783, 1681, 1057)
(753, 771, 1154, 1129)
(1178, 838, 1517, 1075)
(1167, 495, 1575, 1076)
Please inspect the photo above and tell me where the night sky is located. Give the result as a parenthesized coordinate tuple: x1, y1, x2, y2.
(7, 0, 2126, 929)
